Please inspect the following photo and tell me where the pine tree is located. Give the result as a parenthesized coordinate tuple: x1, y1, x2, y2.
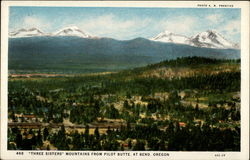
(94, 127, 100, 140)
(159, 140, 166, 151)
(37, 129, 43, 147)
(128, 139, 132, 149)
(46, 145, 50, 150)
(120, 144, 124, 151)
(133, 140, 145, 151)
(43, 127, 49, 141)
(15, 133, 23, 149)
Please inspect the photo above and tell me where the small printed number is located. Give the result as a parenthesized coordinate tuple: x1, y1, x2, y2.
(16, 152, 24, 155)
(214, 154, 226, 157)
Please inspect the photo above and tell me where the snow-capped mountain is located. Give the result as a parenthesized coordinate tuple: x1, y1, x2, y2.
(9, 27, 239, 49)
(150, 30, 192, 45)
(190, 30, 239, 49)
(53, 26, 92, 38)
(9, 28, 45, 38)
(151, 30, 239, 49)
(9, 26, 94, 38)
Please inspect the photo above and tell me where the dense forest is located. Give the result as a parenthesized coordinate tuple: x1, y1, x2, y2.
(8, 57, 240, 151)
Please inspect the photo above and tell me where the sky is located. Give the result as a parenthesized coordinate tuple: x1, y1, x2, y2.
(9, 7, 241, 43)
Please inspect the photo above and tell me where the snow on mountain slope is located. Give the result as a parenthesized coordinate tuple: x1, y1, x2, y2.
(53, 26, 92, 38)
(150, 30, 192, 45)
(9, 28, 45, 38)
(9, 27, 239, 49)
(151, 30, 239, 49)
(190, 30, 239, 49)
(9, 26, 94, 38)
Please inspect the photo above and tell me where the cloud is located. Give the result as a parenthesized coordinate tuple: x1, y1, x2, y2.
(85, 14, 133, 30)
(158, 16, 198, 35)
(22, 16, 50, 31)
(206, 14, 223, 24)
(78, 14, 152, 39)
(219, 19, 240, 37)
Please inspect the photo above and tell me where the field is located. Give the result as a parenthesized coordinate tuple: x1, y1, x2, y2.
(8, 57, 240, 151)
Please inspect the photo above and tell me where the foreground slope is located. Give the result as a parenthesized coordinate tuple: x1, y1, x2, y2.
(8, 57, 240, 151)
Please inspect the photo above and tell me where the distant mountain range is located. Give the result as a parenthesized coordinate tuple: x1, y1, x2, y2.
(8, 26, 240, 73)
(9, 26, 239, 49)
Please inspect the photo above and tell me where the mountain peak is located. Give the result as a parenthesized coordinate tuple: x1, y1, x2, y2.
(191, 30, 239, 49)
(9, 27, 44, 37)
(193, 30, 220, 38)
(57, 26, 81, 32)
(151, 29, 239, 49)
(150, 30, 191, 45)
(153, 30, 175, 38)
(54, 26, 92, 38)
(162, 30, 173, 35)
(29, 27, 42, 31)
(9, 26, 96, 39)
(206, 29, 217, 33)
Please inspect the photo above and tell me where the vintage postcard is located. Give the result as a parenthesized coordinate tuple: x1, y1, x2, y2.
(1, 1, 249, 160)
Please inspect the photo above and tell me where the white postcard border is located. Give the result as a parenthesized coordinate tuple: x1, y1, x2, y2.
(1, 1, 249, 160)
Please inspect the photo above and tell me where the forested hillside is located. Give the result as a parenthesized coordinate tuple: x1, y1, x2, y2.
(8, 57, 240, 151)
(9, 37, 240, 74)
